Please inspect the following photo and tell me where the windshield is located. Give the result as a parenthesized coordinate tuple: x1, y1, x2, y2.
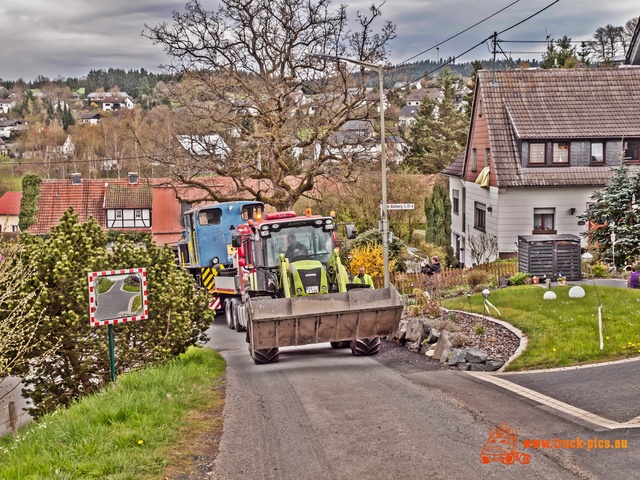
(265, 225, 335, 266)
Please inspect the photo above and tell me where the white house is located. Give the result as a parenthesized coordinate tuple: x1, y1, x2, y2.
(443, 67, 640, 267)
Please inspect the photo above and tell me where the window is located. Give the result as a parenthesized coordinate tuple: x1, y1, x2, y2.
(529, 143, 545, 165)
(452, 189, 460, 215)
(624, 140, 640, 161)
(135, 209, 142, 219)
(471, 148, 477, 172)
(474, 202, 486, 231)
(115, 210, 122, 219)
(198, 208, 222, 226)
(552, 142, 570, 164)
(485, 148, 490, 166)
(590, 142, 605, 164)
(533, 208, 556, 234)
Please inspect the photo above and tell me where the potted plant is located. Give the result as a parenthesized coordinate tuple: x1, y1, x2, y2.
(557, 273, 567, 286)
(531, 276, 540, 284)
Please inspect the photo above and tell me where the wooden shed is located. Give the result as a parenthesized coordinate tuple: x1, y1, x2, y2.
(518, 234, 582, 281)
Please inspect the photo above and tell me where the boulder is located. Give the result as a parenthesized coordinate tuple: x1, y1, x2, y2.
(406, 318, 430, 344)
(465, 348, 488, 363)
(485, 360, 505, 372)
(448, 348, 465, 366)
(426, 328, 440, 344)
(457, 362, 471, 371)
(470, 363, 488, 371)
(433, 330, 452, 362)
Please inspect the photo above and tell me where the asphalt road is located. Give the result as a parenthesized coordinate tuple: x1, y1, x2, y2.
(205, 321, 589, 479)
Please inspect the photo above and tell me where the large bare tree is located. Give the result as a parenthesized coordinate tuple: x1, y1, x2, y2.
(143, 0, 395, 209)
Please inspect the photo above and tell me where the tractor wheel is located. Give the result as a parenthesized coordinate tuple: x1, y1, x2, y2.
(233, 301, 246, 332)
(224, 299, 235, 330)
(350, 337, 381, 356)
(330, 341, 350, 349)
(252, 348, 280, 364)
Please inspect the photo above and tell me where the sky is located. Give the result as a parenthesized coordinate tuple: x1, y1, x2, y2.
(1, 0, 638, 81)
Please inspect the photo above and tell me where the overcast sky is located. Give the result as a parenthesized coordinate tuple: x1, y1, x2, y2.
(1, 0, 638, 81)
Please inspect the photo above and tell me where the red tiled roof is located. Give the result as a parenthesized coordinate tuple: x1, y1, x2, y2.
(0, 191, 22, 215)
(104, 185, 152, 209)
(28, 178, 153, 235)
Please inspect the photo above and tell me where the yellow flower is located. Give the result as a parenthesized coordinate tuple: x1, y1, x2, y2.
(138, 440, 144, 445)
(606, 336, 610, 340)
(552, 348, 557, 352)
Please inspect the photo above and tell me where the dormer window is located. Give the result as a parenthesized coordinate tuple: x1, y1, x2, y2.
(529, 143, 545, 165)
(552, 142, 570, 164)
(624, 141, 640, 162)
(590, 142, 605, 164)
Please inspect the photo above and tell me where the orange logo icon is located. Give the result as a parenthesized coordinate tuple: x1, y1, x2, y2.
(480, 422, 531, 465)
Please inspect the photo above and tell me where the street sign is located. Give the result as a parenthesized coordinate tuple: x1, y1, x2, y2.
(387, 203, 414, 210)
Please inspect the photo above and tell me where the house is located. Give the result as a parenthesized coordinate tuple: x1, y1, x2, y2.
(0, 98, 17, 114)
(626, 16, 640, 65)
(87, 91, 131, 102)
(46, 134, 75, 157)
(398, 105, 419, 127)
(392, 79, 423, 90)
(0, 119, 21, 139)
(177, 134, 230, 160)
(79, 112, 101, 125)
(99, 96, 135, 111)
(0, 191, 22, 233)
(443, 67, 640, 267)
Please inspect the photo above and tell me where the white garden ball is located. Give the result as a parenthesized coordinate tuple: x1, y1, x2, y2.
(543, 291, 557, 300)
(569, 286, 586, 298)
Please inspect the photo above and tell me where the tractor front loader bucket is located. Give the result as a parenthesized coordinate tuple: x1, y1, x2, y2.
(246, 285, 403, 351)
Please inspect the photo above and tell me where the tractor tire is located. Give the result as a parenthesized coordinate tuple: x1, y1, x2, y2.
(224, 299, 235, 330)
(232, 300, 246, 332)
(350, 337, 381, 356)
(252, 348, 280, 364)
(330, 341, 350, 349)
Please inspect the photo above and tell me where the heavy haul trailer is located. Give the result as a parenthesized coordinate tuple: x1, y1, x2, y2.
(230, 210, 404, 364)
(177, 201, 264, 317)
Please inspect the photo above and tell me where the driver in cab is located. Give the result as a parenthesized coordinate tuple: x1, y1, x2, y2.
(284, 233, 308, 260)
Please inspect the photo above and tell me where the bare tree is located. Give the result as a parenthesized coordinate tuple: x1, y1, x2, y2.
(467, 233, 498, 266)
(143, 0, 395, 209)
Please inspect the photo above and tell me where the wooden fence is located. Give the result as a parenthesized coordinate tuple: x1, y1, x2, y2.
(373, 262, 519, 294)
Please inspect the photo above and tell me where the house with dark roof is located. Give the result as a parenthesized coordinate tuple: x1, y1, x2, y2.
(443, 67, 640, 267)
(0, 191, 22, 232)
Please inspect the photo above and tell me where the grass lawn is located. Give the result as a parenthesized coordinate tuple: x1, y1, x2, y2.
(0, 347, 225, 479)
(441, 284, 640, 371)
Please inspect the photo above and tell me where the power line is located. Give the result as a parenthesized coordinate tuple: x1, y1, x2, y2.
(399, 0, 522, 65)
(497, 0, 560, 35)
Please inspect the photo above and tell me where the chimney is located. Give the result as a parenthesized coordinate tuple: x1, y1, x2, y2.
(71, 172, 82, 185)
(128, 172, 139, 185)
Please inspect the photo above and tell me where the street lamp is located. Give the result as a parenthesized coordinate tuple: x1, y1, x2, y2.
(310, 53, 389, 288)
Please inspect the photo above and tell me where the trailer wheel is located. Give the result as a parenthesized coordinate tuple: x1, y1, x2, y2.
(233, 301, 246, 332)
(252, 348, 280, 364)
(224, 300, 235, 330)
(350, 337, 381, 356)
(330, 341, 350, 349)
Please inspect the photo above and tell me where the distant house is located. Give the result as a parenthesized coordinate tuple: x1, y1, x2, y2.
(87, 91, 131, 102)
(0, 119, 21, 139)
(0, 191, 21, 232)
(46, 134, 75, 157)
(404, 88, 440, 106)
(392, 79, 423, 90)
(177, 134, 230, 160)
(79, 112, 101, 125)
(99, 96, 135, 111)
(0, 99, 17, 114)
(398, 105, 419, 127)
(443, 67, 640, 267)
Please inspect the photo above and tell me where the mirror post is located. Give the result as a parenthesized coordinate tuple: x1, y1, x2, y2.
(108, 324, 116, 382)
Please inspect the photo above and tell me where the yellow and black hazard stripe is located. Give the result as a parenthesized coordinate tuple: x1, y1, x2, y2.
(201, 267, 217, 291)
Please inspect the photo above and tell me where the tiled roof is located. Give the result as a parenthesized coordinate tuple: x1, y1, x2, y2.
(28, 178, 153, 235)
(104, 185, 152, 209)
(0, 191, 22, 215)
(442, 153, 465, 177)
(399, 105, 419, 117)
(477, 67, 640, 187)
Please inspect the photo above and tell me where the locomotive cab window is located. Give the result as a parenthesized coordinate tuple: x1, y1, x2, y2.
(198, 208, 222, 226)
(241, 204, 264, 221)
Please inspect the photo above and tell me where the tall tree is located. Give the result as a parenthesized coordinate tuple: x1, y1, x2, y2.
(403, 67, 468, 174)
(541, 36, 578, 69)
(142, 0, 395, 210)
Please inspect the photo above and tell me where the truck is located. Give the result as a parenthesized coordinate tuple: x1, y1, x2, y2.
(179, 204, 403, 364)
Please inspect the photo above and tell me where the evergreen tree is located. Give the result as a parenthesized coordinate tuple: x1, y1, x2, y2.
(404, 68, 468, 174)
(424, 178, 455, 266)
(541, 36, 578, 68)
(18, 174, 41, 232)
(581, 167, 640, 267)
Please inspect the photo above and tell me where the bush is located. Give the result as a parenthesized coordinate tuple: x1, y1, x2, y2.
(591, 263, 609, 278)
(509, 272, 531, 285)
(467, 270, 490, 288)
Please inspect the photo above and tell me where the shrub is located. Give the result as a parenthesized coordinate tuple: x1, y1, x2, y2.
(467, 269, 490, 288)
(475, 325, 486, 335)
(591, 263, 609, 278)
(509, 272, 531, 285)
(406, 288, 441, 318)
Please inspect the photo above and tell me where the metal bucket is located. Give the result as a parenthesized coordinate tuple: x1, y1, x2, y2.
(246, 285, 403, 350)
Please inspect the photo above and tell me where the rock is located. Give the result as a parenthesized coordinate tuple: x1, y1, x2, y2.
(406, 318, 430, 344)
(543, 291, 557, 300)
(426, 328, 440, 344)
(448, 348, 465, 366)
(433, 330, 451, 362)
(465, 348, 488, 363)
(569, 286, 586, 298)
(396, 319, 408, 342)
(424, 349, 435, 358)
(457, 362, 470, 371)
(485, 360, 505, 372)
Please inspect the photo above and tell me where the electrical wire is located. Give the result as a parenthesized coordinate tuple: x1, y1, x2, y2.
(399, 0, 522, 65)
